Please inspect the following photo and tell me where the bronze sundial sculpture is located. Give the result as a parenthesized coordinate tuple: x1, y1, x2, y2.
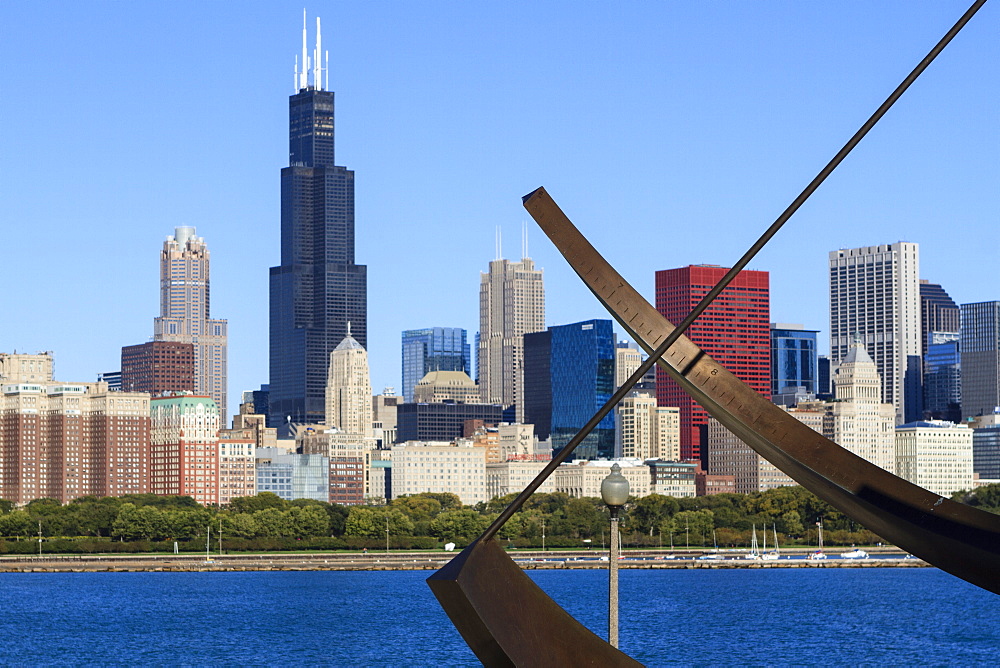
(429, 2, 995, 665)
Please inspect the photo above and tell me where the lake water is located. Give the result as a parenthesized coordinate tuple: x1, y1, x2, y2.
(1, 567, 997, 666)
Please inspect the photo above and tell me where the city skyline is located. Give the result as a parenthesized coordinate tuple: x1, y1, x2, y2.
(2, 3, 996, 417)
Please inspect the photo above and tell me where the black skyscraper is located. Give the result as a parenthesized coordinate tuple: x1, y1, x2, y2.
(270, 24, 366, 428)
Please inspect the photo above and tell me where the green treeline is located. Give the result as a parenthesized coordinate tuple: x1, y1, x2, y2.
(0, 484, 997, 554)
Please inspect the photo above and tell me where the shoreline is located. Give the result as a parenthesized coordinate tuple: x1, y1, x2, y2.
(0, 549, 929, 573)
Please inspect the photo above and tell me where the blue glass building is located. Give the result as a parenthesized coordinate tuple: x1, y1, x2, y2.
(924, 332, 961, 421)
(269, 67, 366, 427)
(523, 330, 553, 441)
(550, 319, 616, 459)
(770, 324, 818, 397)
(401, 328, 471, 402)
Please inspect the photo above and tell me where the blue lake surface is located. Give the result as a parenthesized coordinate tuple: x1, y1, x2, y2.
(0, 567, 997, 666)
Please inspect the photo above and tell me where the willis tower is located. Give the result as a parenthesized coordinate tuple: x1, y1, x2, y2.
(270, 13, 367, 428)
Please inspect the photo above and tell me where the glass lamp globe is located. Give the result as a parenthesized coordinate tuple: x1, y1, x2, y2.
(601, 463, 630, 508)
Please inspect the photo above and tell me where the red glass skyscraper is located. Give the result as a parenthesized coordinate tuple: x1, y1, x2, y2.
(655, 265, 771, 463)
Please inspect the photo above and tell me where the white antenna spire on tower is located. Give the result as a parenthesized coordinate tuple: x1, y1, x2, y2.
(314, 16, 322, 90)
(495, 226, 502, 260)
(294, 55, 299, 93)
(325, 50, 329, 91)
(300, 9, 309, 90)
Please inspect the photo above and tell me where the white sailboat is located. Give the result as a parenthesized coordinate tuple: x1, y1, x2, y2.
(761, 524, 780, 560)
(808, 520, 827, 560)
(744, 525, 761, 560)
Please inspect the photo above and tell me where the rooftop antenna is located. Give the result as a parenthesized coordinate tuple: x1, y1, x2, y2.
(325, 50, 330, 91)
(313, 16, 322, 90)
(300, 9, 309, 90)
(495, 226, 502, 260)
(294, 55, 299, 93)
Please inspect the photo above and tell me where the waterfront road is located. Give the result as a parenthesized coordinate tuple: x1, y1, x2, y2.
(0, 547, 927, 572)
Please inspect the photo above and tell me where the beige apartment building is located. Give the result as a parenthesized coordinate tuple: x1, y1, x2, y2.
(390, 441, 487, 505)
(152, 227, 228, 414)
(616, 393, 679, 460)
(895, 420, 973, 497)
(218, 437, 256, 505)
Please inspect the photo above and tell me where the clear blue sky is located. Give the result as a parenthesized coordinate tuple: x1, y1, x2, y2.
(1, 2, 996, 419)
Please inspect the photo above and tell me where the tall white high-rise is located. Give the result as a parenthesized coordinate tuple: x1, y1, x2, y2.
(153, 227, 228, 413)
(478, 256, 545, 421)
(829, 242, 920, 424)
(325, 327, 373, 439)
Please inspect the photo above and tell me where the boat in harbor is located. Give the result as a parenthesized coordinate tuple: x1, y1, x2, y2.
(807, 520, 827, 560)
(761, 525, 780, 560)
(745, 525, 761, 560)
(841, 548, 869, 559)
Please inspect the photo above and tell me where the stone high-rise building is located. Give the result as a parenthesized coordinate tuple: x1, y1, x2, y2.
(324, 328, 373, 440)
(152, 227, 228, 414)
(270, 14, 366, 428)
(826, 338, 898, 473)
(829, 243, 921, 424)
(478, 256, 545, 421)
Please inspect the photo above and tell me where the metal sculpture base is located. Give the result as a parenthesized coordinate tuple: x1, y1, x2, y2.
(427, 538, 642, 667)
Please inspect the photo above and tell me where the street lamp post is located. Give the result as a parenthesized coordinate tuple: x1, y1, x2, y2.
(600, 463, 630, 649)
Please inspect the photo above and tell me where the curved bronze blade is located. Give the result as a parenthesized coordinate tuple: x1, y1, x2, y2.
(524, 186, 1000, 595)
(428, 538, 643, 667)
